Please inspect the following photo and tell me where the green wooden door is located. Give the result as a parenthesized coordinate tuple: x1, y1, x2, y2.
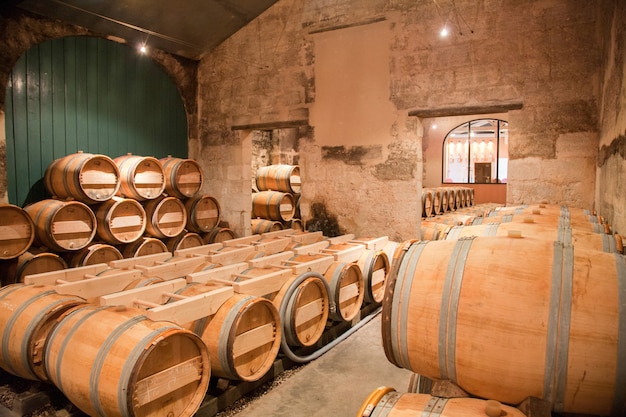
(5, 36, 188, 206)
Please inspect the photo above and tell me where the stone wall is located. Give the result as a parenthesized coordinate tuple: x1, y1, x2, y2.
(197, 0, 602, 240)
(596, 0, 626, 235)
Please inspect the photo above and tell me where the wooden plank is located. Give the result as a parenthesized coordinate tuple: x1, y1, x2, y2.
(55, 269, 144, 299)
(207, 246, 256, 265)
(287, 231, 324, 245)
(294, 298, 324, 327)
(247, 251, 295, 269)
(371, 268, 386, 286)
(289, 256, 335, 276)
(326, 234, 356, 245)
(348, 236, 389, 251)
(136, 256, 210, 278)
(187, 263, 249, 284)
(233, 323, 275, 358)
(173, 243, 223, 258)
(253, 238, 291, 255)
(233, 269, 293, 297)
(0, 224, 33, 241)
(292, 240, 330, 255)
(98, 278, 188, 307)
(134, 356, 203, 407)
(221, 235, 262, 247)
(51, 220, 94, 234)
(23, 263, 109, 285)
(257, 228, 296, 238)
(338, 283, 360, 304)
(146, 286, 234, 324)
(321, 244, 365, 263)
(107, 252, 172, 269)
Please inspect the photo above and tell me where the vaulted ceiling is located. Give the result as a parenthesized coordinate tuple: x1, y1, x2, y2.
(12, 0, 279, 60)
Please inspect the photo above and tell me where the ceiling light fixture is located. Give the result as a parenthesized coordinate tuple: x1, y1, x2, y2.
(440, 26, 448, 37)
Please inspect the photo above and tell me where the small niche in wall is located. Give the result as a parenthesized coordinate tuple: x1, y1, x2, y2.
(251, 128, 300, 191)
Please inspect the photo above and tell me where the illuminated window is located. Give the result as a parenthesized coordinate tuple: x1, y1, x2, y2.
(442, 119, 508, 184)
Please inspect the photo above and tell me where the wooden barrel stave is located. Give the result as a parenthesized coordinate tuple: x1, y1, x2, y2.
(160, 157, 204, 199)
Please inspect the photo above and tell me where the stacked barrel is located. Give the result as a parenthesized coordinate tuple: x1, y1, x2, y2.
(252, 164, 303, 233)
(0, 228, 394, 417)
(0, 151, 231, 286)
(373, 202, 625, 417)
(421, 186, 474, 218)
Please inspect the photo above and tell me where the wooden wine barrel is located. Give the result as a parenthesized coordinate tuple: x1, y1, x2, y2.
(143, 195, 187, 238)
(421, 189, 434, 218)
(323, 261, 364, 322)
(160, 156, 204, 199)
(427, 189, 442, 216)
(443, 221, 624, 253)
(44, 151, 120, 204)
(202, 227, 236, 244)
(24, 199, 97, 252)
(236, 266, 330, 348)
(421, 221, 452, 241)
(381, 237, 626, 416)
(256, 164, 301, 194)
(200, 292, 282, 381)
(6, 250, 68, 285)
(64, 243, 123, 267)
(123, 276, 165, 290)
(251, 191, 295, 222)
(435, 188, 450, 214)
(447, 187, 461, 211)
(478, 204, 610, 233)
(165, 232, 204, 253)
(114, 154, 165, 201)
(45, 304, 210, 417)
(184, 195, 220, 233)
(0, 284, 85, 382)
(120, 237, 169, 258)
(251, 218, 283, 234)
(357, 387, 528, 417)
(284, 218, 304, 232)
(0, 204, 35, 260)
(356, 249, 390, 304)
(94, 196, 147, 245)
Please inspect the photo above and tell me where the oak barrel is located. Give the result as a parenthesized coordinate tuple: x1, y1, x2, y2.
(251, 218, 283, 234)
(0, 284, 85, 381)
(165, 232, 204, 253)
(64, 243, 123, 267)
(251, 191, 295, 222)
(160, 157, 204, 199)
(143, 195, 187, 238)
(24, 199, 97, 252)
(44, 151, 120, 204)
(197, 292, 281, 381)
(356, 249, 390, 304)
(120, 237, 169, 258)
(237, 266, 330, 348)
(357, 387, 528, 417)
(95, 197, 147, 245)
(435, 188, 450, 214)
(381, 237, 626, 416)
(184, 195, 220, 233)
(323, 261, 364, 322)
(255, 164, 301, 194)
(114, 154, 166, 201)
(7, 250, 68, 284)
(0, 204, 35, 260)
(443, 221, 623, 253)
(44, 304, 210, 417)
(202, 227, 236, 244)
(421, 190, 434, 218)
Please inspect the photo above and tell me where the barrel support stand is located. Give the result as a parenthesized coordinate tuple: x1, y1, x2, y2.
(516, 397, 552, 417)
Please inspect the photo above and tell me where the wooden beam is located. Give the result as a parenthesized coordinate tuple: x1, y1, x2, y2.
(408, 99, 524, 118)
(231, 120, 308, 131)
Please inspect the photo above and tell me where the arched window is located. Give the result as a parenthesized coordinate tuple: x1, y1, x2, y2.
(442, 119, 508, 184)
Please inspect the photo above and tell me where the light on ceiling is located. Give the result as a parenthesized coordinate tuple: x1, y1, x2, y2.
(139, 44, 148, 54)
(440, 27, 448, 37)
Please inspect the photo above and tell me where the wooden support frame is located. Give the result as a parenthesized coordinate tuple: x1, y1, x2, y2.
(23, 263, 109, 285)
